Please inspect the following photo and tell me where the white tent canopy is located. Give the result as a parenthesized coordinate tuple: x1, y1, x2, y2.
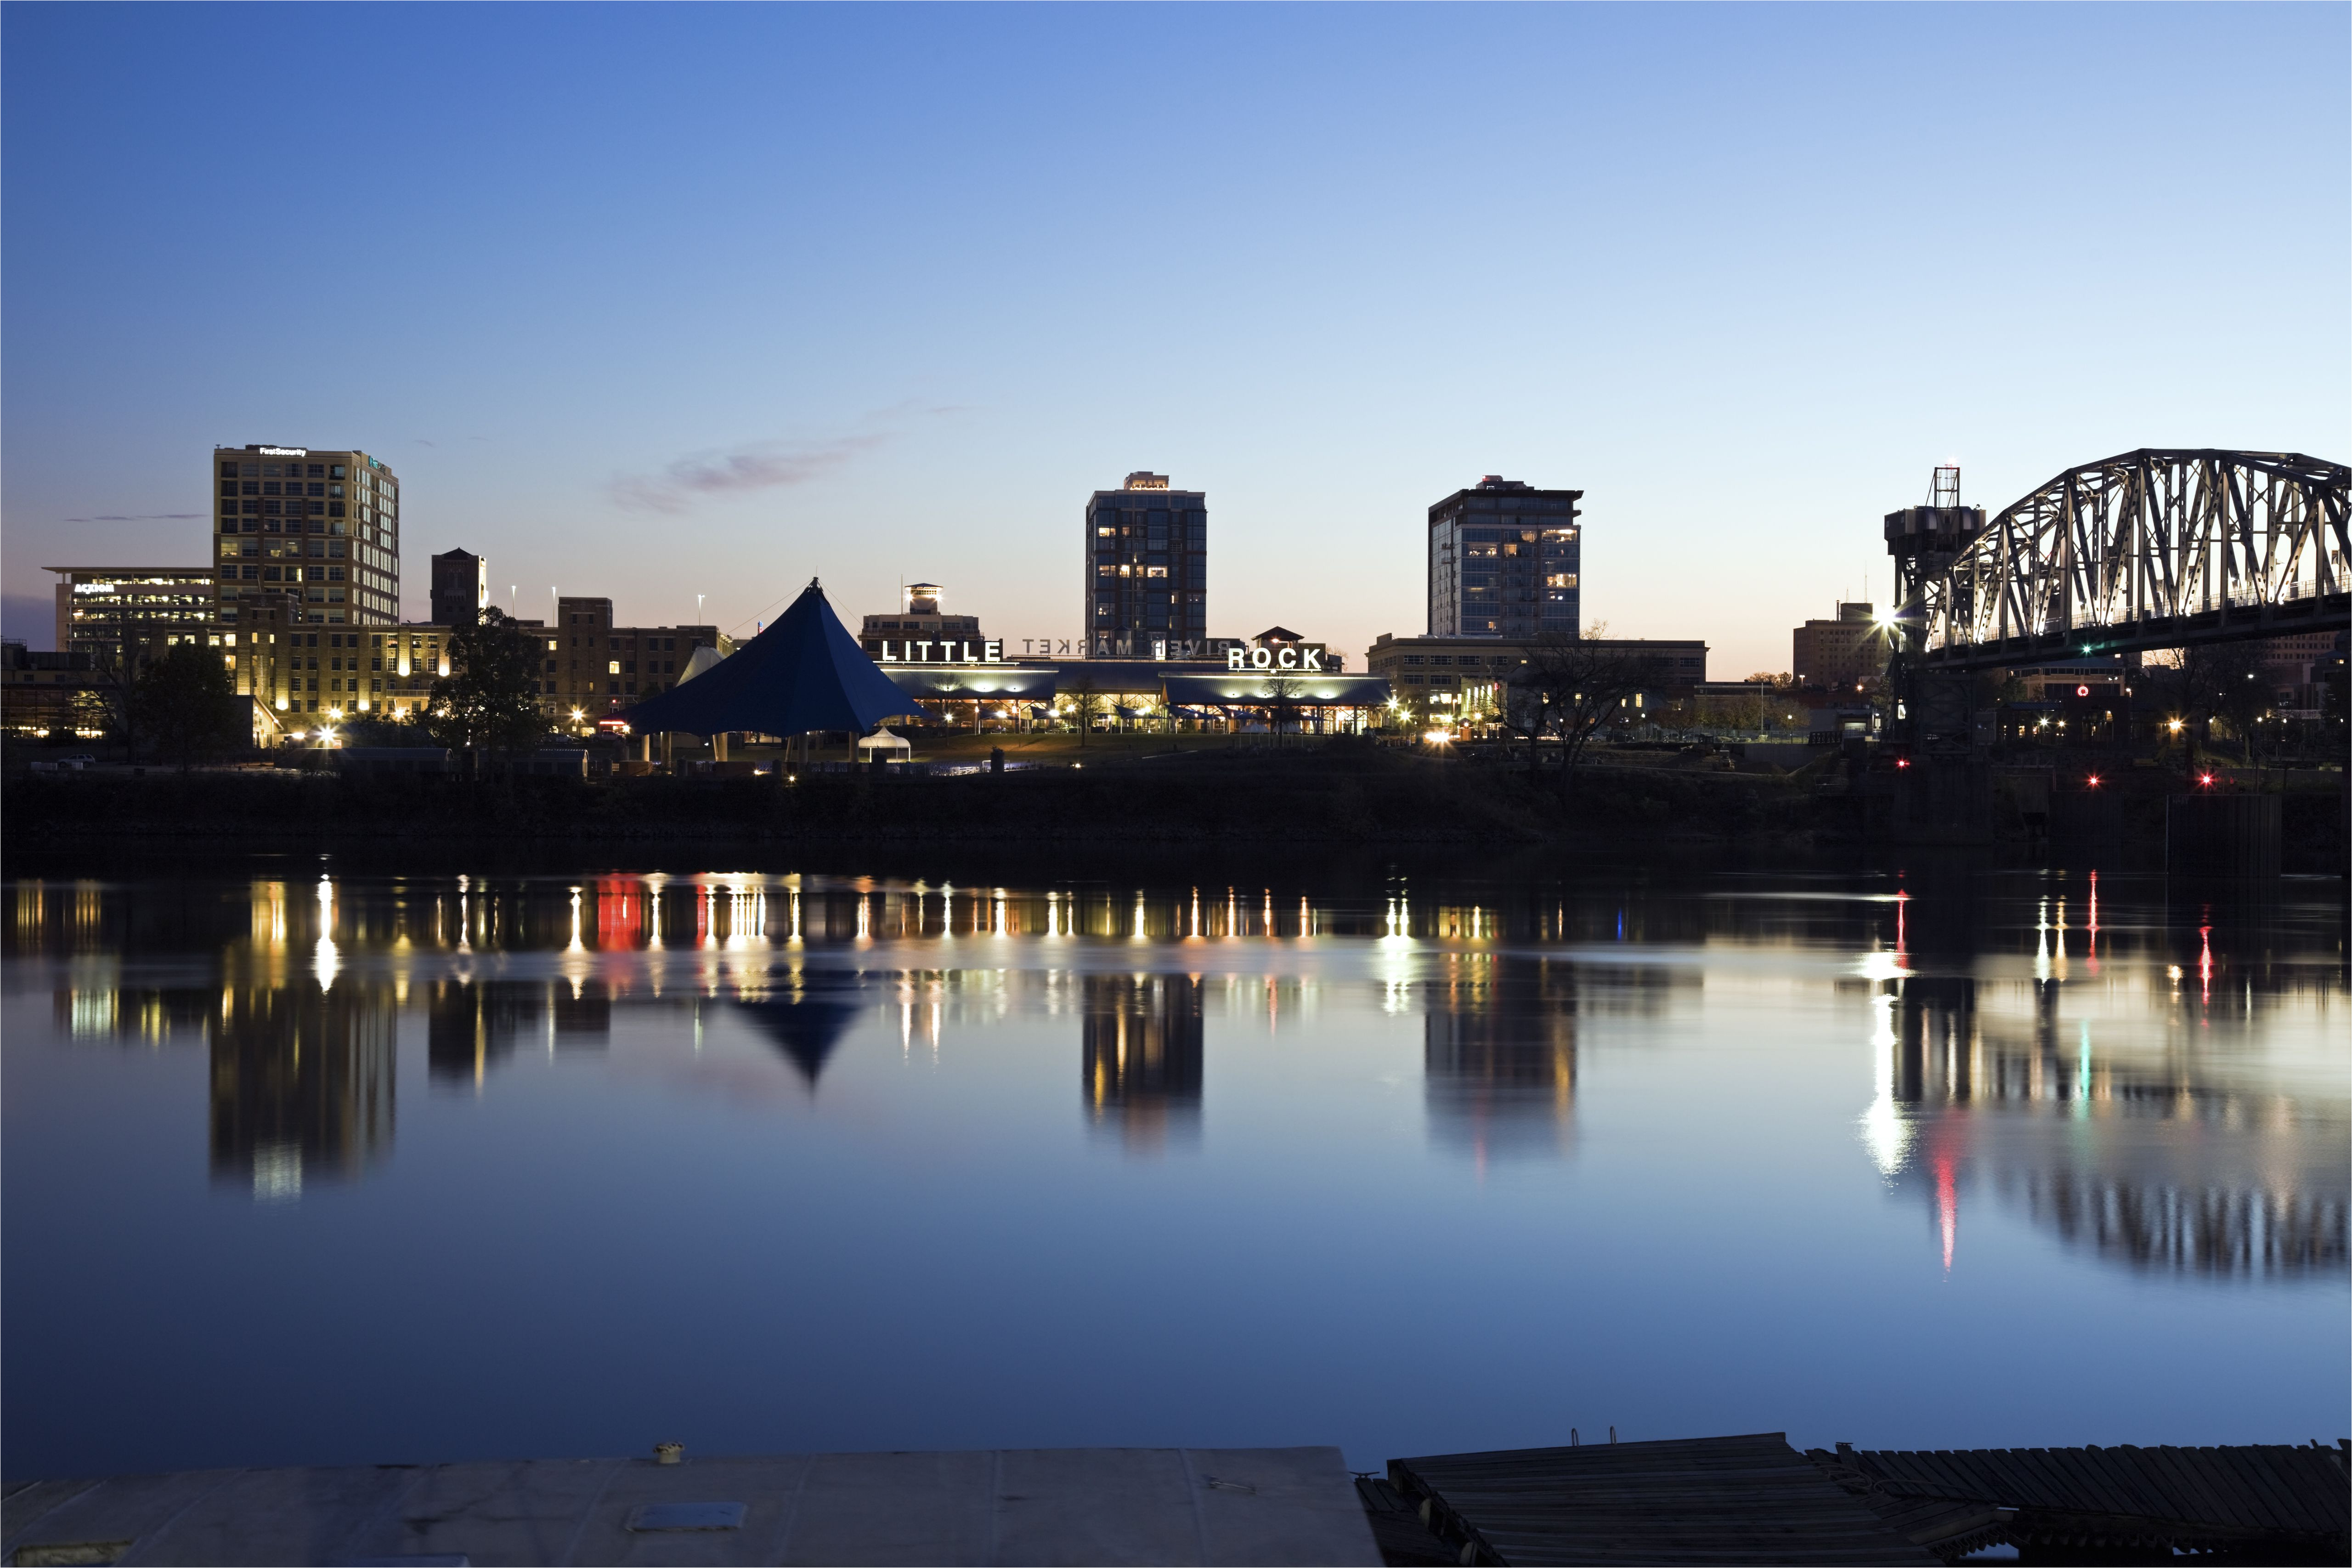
(855, 727, 912, 758)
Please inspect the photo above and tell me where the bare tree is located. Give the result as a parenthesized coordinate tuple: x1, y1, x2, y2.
(1062, 674, 1107, 749)
(1508, 627, 1664, 799)
(1258, 672, 1303, 743)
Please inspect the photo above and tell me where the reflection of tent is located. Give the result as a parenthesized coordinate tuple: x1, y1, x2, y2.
(855, 728, 911, 759)
(731, 970, 867, 1085)
(624, 580, 912, 738)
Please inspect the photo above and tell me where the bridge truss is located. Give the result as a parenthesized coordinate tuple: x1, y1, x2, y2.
(1917, 449, 2349, 669)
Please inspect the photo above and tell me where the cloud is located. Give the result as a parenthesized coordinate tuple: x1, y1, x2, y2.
(609, 433, 891, 515)
(607, 408, 963, 515)
(62, 512, 205, 522)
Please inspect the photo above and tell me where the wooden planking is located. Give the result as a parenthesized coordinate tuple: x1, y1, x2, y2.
(1390, 1434, 1940, 1567)
(1833, 1443, 2349, 1538)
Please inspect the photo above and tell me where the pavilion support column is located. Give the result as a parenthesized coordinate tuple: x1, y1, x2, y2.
(713, 732, 729, 763)
(661, 732, 674, 768)
(639, 733, 652, 763)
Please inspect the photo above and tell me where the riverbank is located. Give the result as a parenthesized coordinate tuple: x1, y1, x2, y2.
(0, 746, 1822, 849)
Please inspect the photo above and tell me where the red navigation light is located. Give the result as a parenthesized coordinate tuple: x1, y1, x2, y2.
(2086, 774, 2100, 787)
(1895, 757, 1910, 769)
(2198, 772, 2215, 787)
(2076, 684, 2090, 696)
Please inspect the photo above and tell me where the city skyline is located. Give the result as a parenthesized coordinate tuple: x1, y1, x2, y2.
(3, 6, 2344, 678)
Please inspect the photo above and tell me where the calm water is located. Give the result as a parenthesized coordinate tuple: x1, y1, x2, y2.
(4, 859, 2345, 1481)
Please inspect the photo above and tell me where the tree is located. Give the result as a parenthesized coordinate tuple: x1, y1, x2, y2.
(1507, 627, 1664, 800)
(2142, 642, 2272, 764)
(1062, 674, 1107, 749)
(420, 607, 545, 768)
(130, 640, 244, 769)
(1258, 672, 1304, 742)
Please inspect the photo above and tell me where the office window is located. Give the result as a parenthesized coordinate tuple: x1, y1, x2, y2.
(331, 465, 346, 479)
(307, 464, 325, 478)
(607, 660, 620, 675)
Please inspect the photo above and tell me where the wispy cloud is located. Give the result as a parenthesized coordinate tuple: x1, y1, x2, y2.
(62, 512, 205, 522)
(608, 407, 963, 515)
(609, 433, 889, 515)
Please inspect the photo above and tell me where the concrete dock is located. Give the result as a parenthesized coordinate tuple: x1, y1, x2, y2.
(0, 1446, 1382, 1567)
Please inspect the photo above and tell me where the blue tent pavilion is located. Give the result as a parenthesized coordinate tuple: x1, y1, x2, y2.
(625, 579, 913, 740)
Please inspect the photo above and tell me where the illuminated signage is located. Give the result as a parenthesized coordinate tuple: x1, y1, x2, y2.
(258, 446, 309, 457)
(1228, 646, 1324, 672)
(881, 639, 1004, 664)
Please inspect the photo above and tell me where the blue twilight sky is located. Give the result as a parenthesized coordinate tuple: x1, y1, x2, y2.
(3, 3, 2345, 675)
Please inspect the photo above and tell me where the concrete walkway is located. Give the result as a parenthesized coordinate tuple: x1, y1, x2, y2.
(1, 1446, 1382, 1567)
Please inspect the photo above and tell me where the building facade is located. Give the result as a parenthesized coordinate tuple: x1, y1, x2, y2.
(859, 583, 986, 661)
(545, 596, 725, 720)
(210, 445, 401, 629)
(1367, 633, 1707, 721)
(46, 566, 217, 672)
(1086, 473, 1207, 657)
(1427, 477, 1582, 639)
(1792, 602, 1886, 691)
(2, 641, 102, 738)
(430, 549, 486, 627)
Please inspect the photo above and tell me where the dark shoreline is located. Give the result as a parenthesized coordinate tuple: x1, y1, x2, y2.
(6, 750, 2343, 876)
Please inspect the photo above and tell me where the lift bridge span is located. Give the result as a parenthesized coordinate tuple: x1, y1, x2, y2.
(1893, 448, 2349, 672)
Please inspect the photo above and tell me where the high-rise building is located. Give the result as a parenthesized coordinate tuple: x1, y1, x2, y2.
(209, 444, 401, 630)
(1427, 477, 1582, 639)
(430, 549, 486, 627)
(1085, 473, 1207, 657)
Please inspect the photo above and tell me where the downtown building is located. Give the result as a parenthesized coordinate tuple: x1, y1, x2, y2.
(1427, 476, 1582, 639)
(1085, 472, 1207, 658)
(210, 444, 401, 629)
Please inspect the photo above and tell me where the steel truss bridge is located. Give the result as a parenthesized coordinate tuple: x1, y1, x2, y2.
(1910, 449, 2349, 671)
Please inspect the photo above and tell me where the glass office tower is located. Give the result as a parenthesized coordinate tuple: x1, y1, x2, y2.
(1427, 476, 1583, 638)
(1085, 472, 1207, 657)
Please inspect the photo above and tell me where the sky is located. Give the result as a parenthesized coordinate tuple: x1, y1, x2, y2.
(3, 3, 2345, 678)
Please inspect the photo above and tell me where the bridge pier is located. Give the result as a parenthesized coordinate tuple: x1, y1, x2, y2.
(1884, 669, 1993, 843)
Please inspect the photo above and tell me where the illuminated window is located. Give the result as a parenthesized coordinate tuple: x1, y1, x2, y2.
(607, 660, 621, 675)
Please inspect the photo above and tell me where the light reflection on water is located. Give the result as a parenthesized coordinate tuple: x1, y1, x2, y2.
(2, 865, 2344, 1480)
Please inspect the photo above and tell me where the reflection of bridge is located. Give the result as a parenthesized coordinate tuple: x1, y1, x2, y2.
(1884, 978, 2348, 1278)
(1894, 449, 2348, 672)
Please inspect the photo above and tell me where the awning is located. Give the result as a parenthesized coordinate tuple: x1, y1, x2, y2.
(1161, 674, 1392, 708)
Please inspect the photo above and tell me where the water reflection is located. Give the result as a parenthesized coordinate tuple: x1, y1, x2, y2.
(211, 982, 396, 1201)
(7, 869, 2344, 1283)
(1877, 971, 2344, 1278)
(1422, 955, 1578, 1163)
(1082, 974, 1204, 1151)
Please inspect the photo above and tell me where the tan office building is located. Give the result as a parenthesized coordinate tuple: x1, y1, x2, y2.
(210, 444, 401, 629)
(1791, 602, 1887, 691)
(546, 596, 726, 723)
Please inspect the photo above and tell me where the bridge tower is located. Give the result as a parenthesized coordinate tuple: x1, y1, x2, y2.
(1883, 468, 1992, 840)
